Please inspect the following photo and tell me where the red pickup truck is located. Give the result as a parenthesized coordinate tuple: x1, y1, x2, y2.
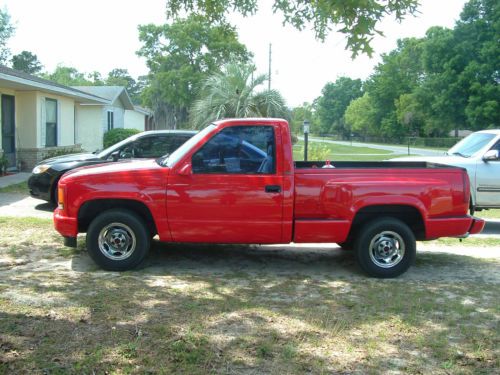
(54, 118, 485, 277)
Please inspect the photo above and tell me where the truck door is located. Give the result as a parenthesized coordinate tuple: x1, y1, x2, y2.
(476, 140, 500, 207)
(167, 125, 284, 243)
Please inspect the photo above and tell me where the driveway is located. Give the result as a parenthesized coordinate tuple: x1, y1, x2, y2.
(0, 193, 54, 219)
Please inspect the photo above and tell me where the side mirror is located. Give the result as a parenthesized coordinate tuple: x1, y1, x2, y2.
(111, 151, 120, 162)
(178, 162, 192, 176)
(483, 149, 499, 161)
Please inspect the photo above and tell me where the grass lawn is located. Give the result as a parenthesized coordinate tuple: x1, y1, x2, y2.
(0, 181, 28, 194)
(1, 217, 499, 374)
(310, 135, 449, 152)
(476, 209, 500, 220)
(293, 140, 410, 162)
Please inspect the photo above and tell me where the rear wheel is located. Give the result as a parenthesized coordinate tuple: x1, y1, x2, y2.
(86, 209, 150, 271)
(354, 218, 416, 278)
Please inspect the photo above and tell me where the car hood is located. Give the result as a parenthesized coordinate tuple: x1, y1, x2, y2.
(61, 159, 163, 180)
(39, 152, 100, 165)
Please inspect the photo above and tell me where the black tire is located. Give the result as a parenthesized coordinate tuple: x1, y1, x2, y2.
(336, 240, 353, 251)
(86, 209, 150, 271)
(354, 217, 416, 278)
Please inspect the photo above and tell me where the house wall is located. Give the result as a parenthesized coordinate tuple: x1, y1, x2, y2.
(101, 98, 125, 133)
(76, 104, 103, 152)
(16, 92, 80, 170)
(124, 110, 146, 131)
(16, 91, 38, 148)
(23, 92, 77, 148)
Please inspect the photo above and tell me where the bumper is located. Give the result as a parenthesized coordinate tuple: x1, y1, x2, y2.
(28, 172, 54, 202)
(468, 217, 485, 235)
(425, 216, 485, 239)
(54, 209, 78, 238)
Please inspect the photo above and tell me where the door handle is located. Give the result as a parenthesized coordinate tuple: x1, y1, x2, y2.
(265, 185, 281, 193)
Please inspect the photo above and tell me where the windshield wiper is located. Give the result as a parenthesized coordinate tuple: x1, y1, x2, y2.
(450, 152, 469, 158)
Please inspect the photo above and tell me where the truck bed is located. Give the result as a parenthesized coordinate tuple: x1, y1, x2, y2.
(294, 161, 460, 169)
(292, 160, 470, 243)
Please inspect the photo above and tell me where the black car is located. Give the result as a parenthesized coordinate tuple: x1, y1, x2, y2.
(28, 130, 197, 203)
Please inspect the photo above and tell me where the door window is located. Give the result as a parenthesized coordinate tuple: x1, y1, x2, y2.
(192, 126, 275, 174)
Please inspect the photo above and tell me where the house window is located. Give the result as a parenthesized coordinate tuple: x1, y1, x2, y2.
(107, 111, 114, 131)
(45, 98, 57, 147)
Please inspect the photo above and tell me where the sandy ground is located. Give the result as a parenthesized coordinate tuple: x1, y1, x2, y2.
(1, 239, 499, 285)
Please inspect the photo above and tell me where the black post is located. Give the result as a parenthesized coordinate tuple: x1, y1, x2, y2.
(303, 120, 310, 161)
(304, 132, 308, 161)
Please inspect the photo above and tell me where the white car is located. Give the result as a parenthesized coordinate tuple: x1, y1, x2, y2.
(394, 129, 500, 212)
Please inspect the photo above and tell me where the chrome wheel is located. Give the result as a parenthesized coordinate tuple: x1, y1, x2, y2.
(368, 230, 405, 268)
(98, 222, 136, 261)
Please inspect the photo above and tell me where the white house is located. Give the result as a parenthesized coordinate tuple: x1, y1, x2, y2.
(72, 86, 150, 152)
(0, 65, 151, 170)
(0, 65, 108, 170)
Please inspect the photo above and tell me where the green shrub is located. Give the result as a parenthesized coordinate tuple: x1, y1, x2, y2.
(308, 143, 331, 160)
(103, 129, 140, 148)
(44, 147, 82, 159)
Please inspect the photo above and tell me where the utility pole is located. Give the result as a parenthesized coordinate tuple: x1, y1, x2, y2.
(268, 43, 272, 91)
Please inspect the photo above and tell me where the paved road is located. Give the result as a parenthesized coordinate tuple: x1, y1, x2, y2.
(305, 137, 445, 156)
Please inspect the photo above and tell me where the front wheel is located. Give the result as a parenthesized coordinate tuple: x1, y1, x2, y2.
(354, 218, 416, 278)
(86, 209, 150, 271)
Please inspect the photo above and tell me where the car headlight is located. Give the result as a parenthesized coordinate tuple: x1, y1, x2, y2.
(32, 164, 50, 174)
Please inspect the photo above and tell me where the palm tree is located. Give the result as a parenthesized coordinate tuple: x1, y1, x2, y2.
(190, 62, 289, 129)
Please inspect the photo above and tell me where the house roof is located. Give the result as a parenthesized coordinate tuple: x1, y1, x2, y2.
(0, 65, 108, 104)
(133, 105, 153, 115)
(72, 86, 135, 110)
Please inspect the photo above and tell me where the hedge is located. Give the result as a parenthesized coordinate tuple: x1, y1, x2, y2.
(103, 128, 141, 148)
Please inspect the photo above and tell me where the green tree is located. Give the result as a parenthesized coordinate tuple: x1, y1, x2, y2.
(165, 0, 419, 56)
(106, 68, 142, 104)
(344, 93, 377, 136)
(11, 51, 43, 74)
(364, 37, 424, 137)
(87, 71, 105, 85)
(316, 77, 363, 136)
(190, 62, 289, 129)
(456, 0, 499, 129)
(413, 1, 499, 135)
(415, 26, 467, 136)
(0, 8, 15, 64)
(290, 102, 317, 135)
(138, 14, 251, 129)
(395, 93, 425, 136)
(42, 66, 93, 86)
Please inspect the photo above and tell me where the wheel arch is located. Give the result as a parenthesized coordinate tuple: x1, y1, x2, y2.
(78, 199, 158, 236)
(350, 204, 425, 240)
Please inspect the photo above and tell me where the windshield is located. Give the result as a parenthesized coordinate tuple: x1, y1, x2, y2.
(447, 132, 496, 157)
(164, 125, 216, 167)
(96, 134, 140, 158)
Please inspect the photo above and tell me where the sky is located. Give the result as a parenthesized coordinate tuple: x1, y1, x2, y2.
(3, 0, 468, 107)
